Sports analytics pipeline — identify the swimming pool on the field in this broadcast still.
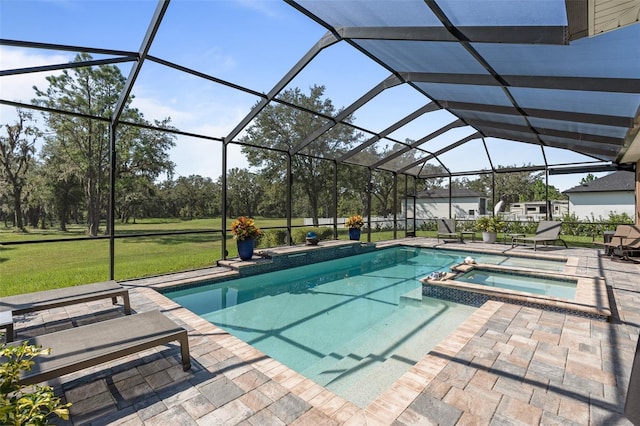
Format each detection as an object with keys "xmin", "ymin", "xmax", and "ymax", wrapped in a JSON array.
[
  {"xmin": 456, "ymin": 269, "xmax": 577, "ymax": 299},
  {"xmin": 164, "ymin": 246, "xmax": 565, "ymax": 406}
]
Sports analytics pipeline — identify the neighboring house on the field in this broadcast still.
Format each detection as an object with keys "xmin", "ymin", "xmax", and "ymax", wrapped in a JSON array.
[
  {"xmin": 404, "ymin": 189, "xmax": 488, "ymax": 219},
  {"xmin": 562, "ymin": 171, "xmax": 635, "ymax": 219},
  {"xmin": 508, "ymin": 200, "xmax": 569, "ymax": 220}
]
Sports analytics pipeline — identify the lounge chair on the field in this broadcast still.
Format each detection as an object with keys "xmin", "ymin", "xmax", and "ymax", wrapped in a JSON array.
[
  {"xmin": 0, "ymin": 280, "xmax": 130, "ymax": 342},
  {"xmin": 8, "ymin": 310, "xmax": 191, "ymax": 385},
  {"xmin": 437, "ymin": 219, "xmax": 461, "ymax": 242},
  {"xmin": 512, "ymin": 220, "xmax": 568, "ymax": 251},
  {"xmin": 0, "ymin": 280, "xmax": 131, "ymax": 316}
]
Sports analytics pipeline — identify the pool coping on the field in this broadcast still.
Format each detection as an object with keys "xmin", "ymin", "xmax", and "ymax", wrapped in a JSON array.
[{"xmin": 421, "ymin": 262, "xmax": 611, "ymax": 320}]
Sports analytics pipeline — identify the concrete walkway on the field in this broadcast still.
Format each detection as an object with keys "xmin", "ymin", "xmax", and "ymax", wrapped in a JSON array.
[{"xmin": 10, "ymin": 239, "xmax": 640, "ymax": 425}]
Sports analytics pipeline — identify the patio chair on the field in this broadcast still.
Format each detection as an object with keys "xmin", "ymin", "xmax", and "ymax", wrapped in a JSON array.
[
  {"xmin": 618, "ymin": 225, "xmax": 640, "ymax": 260},
  {"xmin": 596, "ymin": 224, "xmax": 632, "ymax": 256},
  {"xmin": 437, "ymin": 218, "xmax": 460, "ymax": 242},
  {"xmin": 512, "ymin": 220, "xmax": 567, "ymax": 251},
  {"xmin": 7, "ymin": 310, "xmax": 191, "ymax": 385}
]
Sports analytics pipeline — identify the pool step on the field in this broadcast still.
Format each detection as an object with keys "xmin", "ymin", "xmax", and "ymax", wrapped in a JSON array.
[
  {"xmin": 301, "ymin": 301, "xmax": 429, "ymax": 388},
  {"xmin": 398, "ymin": 287, "xmax": 424, "ymax": 307},
  {"xmin": 300, "ymin": 298, "xmax": 477, "ymax": 407}
]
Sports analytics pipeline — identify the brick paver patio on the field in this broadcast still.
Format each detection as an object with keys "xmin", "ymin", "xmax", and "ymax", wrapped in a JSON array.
[{"xmin": 9, "ymin": 239, "xmax": 640, "ymax": 425}]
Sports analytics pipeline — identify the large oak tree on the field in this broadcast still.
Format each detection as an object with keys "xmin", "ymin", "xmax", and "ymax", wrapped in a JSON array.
[
  {"xmin": 240, "ymin": 85, "xmax": 362, "ymax": 225},
  {"xmin": 0, "ymin": 110, "xmax": 39, "ymax": 230}
]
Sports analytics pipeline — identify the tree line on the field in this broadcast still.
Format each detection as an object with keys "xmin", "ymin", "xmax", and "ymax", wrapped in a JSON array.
[{"xmin": 1, "ymin": 54, "xmax": 566, "ymax": 236}]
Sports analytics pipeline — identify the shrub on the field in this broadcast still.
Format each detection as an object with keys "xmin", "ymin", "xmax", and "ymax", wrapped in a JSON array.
[
  {"xmin": 259, "ymin": 229, "xmax": 288, "ymax": 248},
  {"xmin": 292, "ymin": 227, "xmax": 333, "ymax": 244},
  {"xmin": 474, "ymin": 216, "xmax": 505, "ymax": 233},
  {"xmin": 0, "ymin": 340, "xmax": 71, "ymax": 425}
]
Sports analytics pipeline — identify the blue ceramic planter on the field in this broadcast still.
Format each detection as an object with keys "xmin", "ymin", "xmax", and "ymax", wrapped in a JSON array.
[
  {"xmin": 348, "ymin": 228, "xmax": 361, "ymax": 241},
  {"xmin": 237, "ymin": 239, "xmax": 255, "ymax": 260}
]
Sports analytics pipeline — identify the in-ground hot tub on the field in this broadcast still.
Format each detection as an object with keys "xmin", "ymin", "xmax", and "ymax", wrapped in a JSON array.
[{"xmin": 421, "ymin": 262, "xmax": 611, "ymax": 320}]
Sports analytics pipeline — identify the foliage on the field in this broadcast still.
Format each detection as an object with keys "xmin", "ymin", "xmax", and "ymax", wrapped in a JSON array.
[
  {"xmin": 33, "ymin": 53, "xmax": 175, "ymax": 236},
  {"xmin": 240, "ymin": 86, "xmax": 363, "ymax": 225},
  {"xmin": 291, "ymin": 227, "xmax": 334, "ymax": 244},
  {"xmin": 225, "ymin": 168, "xmax": 263, "ymax": 218},
  {"xmin": 259, "ymin": 229, "xmax": 288, "ymax": 247},
  {"xmin": 230, "ymin": 216, "xmax": 262, "ymax": 241},
  {"xmin": 559, "ymin": 212, "xmax": 633, "ymax": 237},
  {"xmin": 474, "ymin": 215, "xmax": 505, "ymax": 233},
  {"xmin": 0, "ymin": 110, "xmax": 39, "ymax": 231},
  {"xmin": 345, "ymin": 214, "xmax": 364, "ymax": 229},
  {"xmin": 0, "ymin": 340, "xmax": 71, "ymax": 425},
  {"xmin": 580, "ymin": 173, "xmax": 597, "ymax": 185}
]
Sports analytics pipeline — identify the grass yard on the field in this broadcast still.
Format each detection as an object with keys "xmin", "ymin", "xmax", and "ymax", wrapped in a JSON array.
[
  {"xmin": 0, "ymin": 218, "xmax": 298, "ymax": 296},
  {"xmin": 0, "ymin": 218, "xmax": 599, "ymax": 297}
]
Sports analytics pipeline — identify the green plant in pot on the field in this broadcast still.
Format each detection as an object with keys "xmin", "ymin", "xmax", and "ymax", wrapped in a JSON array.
[
  {"xmin": 474, "ymin": 215, "xmax": 505, "ymax": 243},
  {"xmin": 345, "ymin": 214, "xmax": 364, "ymax": 240},
  {"xmin": 231, "ymin": 216, "xmax": 262, "ymax": 260}
]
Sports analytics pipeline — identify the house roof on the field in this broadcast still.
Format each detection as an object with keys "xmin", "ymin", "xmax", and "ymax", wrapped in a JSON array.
[
  {"xmin": 563, "ymin": 170, "xmax": 636, "ymax": 194},
  {"xmin": 415, "ymin": 188, "xmax": 486, "ymax": 199}
]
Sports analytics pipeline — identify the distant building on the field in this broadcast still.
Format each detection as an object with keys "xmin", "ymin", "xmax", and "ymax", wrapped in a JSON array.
[
  {"xmin": 562, "ymin": 171, "xmax": 635, "ymax": 219},
  {"xmin": 404, "ymin": 188, "xmax": 488, "ymax": 219},
  {"xmin": 508, "ymin": 200, "xmax": 569, "ymax": 220}
]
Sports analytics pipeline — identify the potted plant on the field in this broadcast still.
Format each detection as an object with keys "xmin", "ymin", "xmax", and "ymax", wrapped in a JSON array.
[
  {"xmin": 231, "ymin": 216, "xmax": 262, "ymax": 260},
  {"xmin": 474, "ymin": 215, "xmax": 505, "ymax": 243},
  {"xmin": 345, "ymin": 214, "xmax": 364, "ymax": 240}
]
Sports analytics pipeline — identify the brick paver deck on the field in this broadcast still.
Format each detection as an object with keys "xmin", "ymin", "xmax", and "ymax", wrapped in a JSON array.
[{"xmin": 8, "ymin": 239, "xmax": 639, "ymax": 425}]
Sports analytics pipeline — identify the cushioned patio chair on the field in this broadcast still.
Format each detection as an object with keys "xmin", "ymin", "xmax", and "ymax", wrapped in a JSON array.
[
  {"xmin": 512, "ymin": 220, "xmax": 567, "ymax": 251},
  {"xmin": 437, "ymin": 218, "xmax": 461, "ymax": 242},
  {"xmin": 7, "ymin": 310, "xmax": 191, "ymax": 385}
]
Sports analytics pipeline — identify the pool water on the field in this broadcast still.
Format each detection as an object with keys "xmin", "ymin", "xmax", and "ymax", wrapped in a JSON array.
[
  {"xmin": 165, "ymin": 246, "xmax": 565, "ymax": 407},
  {"xmin": 457, "ymin": 269, "xmax": 577, "ymax": 299}
]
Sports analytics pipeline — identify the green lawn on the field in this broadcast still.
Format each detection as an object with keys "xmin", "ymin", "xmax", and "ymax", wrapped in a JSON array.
[
  {"xmin": 0, "ymin": 219, "xmax": 598, "ymax": 297},
  {"xmin": 0, "ymin": 218, "xmax": 296, "ymax": 296}
]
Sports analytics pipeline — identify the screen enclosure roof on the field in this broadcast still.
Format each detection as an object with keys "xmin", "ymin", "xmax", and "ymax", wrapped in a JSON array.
[{"xmin": 1, "ymin": 0, "xmax": 639, "ymax": 179}]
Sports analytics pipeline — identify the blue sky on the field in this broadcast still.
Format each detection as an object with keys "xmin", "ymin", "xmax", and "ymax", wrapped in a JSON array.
[{"xmin": 0, "ymin": 0, "xmax": 609, "ymax": 191}]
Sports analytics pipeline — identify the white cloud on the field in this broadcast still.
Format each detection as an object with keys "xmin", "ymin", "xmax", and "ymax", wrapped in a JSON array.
[
  {"xmin": 0, "ymin": 47, "xmax": 71, "ymax": 101},
  {"xmin": 0, "ymin": 48, "xmax": 72, "ymax": 124}
]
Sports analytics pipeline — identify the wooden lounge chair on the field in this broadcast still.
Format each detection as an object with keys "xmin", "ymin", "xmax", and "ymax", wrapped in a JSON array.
[
  {"xmin": 437, "ymin": 218, "xmax": 461, "ymax": 242},
  {"xmin": 8, "ymin": 310, "xmax": 191, "ymax": 385},
  {"xmin": 0, "ymin": 280, "xmax": 131, "ymax": 316},
  {"xmin": 512, "ymin": 220, "xmax": 567, "ymax": 251}
]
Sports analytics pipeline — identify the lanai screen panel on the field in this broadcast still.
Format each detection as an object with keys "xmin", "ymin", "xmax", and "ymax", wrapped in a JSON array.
[{"xmin": 291, "ymin": 0, "xmax": 640, "ymax": 167}]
